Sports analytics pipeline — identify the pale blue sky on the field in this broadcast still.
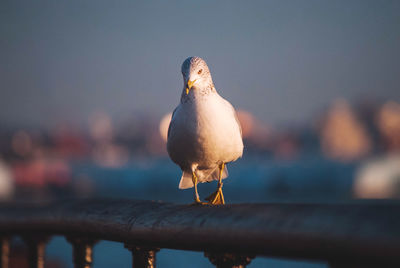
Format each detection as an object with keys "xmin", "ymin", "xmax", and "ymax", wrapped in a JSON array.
[{"xmin": 1, "ymin": 0, "xmax": 399, "ymax": 127}]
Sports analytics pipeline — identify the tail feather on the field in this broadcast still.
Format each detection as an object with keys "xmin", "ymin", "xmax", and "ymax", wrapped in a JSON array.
[
  {"xmin": 178, "ymin": 166, "xmax": 229, "ymax": 189},
  {"xmin": 179, "ymin": 171, "xmax": 194, "ymax": 189}
]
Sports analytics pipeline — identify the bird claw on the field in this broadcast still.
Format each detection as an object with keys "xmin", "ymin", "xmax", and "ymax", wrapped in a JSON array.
[{"xmin": 205, "ymin": 188, "xmax": 225, "ymax": 205}]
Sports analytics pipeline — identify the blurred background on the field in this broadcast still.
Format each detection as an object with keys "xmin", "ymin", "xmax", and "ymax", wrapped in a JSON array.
[{"xmin": 1, "ymin": 0, "xmax": 399, "ymax": 267}]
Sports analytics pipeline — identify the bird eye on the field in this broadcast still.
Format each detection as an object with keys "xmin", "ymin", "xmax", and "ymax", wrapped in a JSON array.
[{"xmin": 198, "ymin": 69, "xmax": 203, "ymax": 75}]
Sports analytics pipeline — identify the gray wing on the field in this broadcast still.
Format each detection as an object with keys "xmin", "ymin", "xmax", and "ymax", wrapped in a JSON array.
[{"xmin": 167, "ymin": 107, "xmax": 178, "ymax": 139}]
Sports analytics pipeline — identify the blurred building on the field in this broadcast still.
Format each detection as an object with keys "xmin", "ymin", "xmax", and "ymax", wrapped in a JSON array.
[
  {"xmin": 354, "ymin": 155, "xmax": 400, "ymax": 199},
  {"xmin": 236, "ymin": 109, "xmax": 272, "ymax": 153},
  {"xmin": 0, "ymin": 160, "xmax": 14, "ymax": 200},
  {"xmin": 89, "ymin": 112, "xmax": 129, "ymax": 167},
  {"xmin": 52, "ymin": 124, "xmax": 89, "ymax": 158},
  {"xmin": 377, "ymin": 101, "xmax": 400, "ymax": 152},
  {"xmin": 319, "ymin": 99, "xmax": 371, "ymax": 161}
]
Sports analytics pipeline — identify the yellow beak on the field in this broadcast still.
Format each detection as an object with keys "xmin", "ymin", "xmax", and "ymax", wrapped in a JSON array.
[{"xmin": 186, "ymin": 80, "xmax": 196, "ymax": 95}]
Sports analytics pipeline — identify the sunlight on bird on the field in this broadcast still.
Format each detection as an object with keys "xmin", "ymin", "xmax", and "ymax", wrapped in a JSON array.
[{"xmin": 167, "ymin": 57, "xmax": 243, "ymax": 205}]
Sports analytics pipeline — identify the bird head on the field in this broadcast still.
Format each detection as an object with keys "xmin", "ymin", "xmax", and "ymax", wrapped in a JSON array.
[{"xmin": 181, "ymin": 57, "xmax": 214, "ymax": 95}]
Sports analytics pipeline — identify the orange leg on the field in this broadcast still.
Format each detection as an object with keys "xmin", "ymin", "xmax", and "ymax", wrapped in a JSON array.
[{"xmin": 205, "ymin": 163, "xmax": 225, "ymax": 205}]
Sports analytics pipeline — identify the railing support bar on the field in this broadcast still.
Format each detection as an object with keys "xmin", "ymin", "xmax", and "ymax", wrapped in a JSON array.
[
  {"xmin": 125, "ymin": 244, "xmax": 159, "ymax": 268},
  {"xmin": 67, "ymin": 237, "xmax": 97, "ymax": 268},
  {"xmin": 23, "ymin": 236, "xmax": 50, "ymax": 268}
]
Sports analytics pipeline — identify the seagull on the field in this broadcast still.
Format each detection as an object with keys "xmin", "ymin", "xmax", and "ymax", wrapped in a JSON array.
[{"xmin": 167, "ymin": 57, "xmax": 243, "ymax": 205}]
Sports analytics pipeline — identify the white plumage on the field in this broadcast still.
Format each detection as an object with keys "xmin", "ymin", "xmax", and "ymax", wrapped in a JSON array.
[{"xmin": 167, "ymin": 57, "xmax": 243, "ymax": 195}]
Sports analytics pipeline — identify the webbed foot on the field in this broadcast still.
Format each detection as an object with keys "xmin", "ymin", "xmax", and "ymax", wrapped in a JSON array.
[{"xmin": 205, "ymin": 186, "xmax": 225, "ymax": 205}]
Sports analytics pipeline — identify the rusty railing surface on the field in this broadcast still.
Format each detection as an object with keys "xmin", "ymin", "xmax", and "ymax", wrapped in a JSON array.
[{"xmin": 0, "ymin": 199, "xmax": 400, "ymax": 268}]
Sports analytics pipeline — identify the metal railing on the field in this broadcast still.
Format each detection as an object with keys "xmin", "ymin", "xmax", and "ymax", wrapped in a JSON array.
[{"xmin": 0, "ymin": 199, "xmax": 399, "ymax": 268}]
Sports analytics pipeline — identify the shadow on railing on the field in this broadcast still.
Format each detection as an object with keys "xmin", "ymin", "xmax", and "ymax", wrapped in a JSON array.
[{"xmin": 0, "ymin": 199, "xmax": 400, "ymax": 268}]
